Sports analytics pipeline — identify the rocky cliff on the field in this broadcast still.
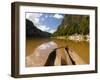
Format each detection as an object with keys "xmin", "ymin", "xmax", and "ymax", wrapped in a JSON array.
[{"xmin": 53, "ymin": 15, "xmax": 89, "ymax": 36}]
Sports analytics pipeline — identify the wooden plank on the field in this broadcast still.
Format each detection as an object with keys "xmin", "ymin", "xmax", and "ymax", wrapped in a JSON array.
[
  {"xmin": 65, "ymin": 48, "xmax": 86, "ymax": 65},
  {"xmin": 63, "ymin": 48, "xmax": 73, "ymax": 65},
  {"xmin": 54, "ymin": 49, "xmax": 62, "ymax": 66}
]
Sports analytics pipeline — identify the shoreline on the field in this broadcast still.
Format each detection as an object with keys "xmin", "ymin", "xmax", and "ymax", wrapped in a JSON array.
[{"xmin": 51, "ymin": 34, "xmax": 89, "ymax": 42}]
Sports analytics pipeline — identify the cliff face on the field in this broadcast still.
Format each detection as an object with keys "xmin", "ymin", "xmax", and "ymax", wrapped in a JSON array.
[
  {"xmin": 53, "ymin": 15, "xmax": 89, "ymax": 36},
  {"xmin": 26, "ymin": 19, "xmax": 51, "ymax": 38}
]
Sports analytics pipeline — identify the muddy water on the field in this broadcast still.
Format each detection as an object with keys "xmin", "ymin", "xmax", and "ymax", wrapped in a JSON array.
[{"xmin": 26, "ymin": 38, "xmax": 89, "ymax": 66}]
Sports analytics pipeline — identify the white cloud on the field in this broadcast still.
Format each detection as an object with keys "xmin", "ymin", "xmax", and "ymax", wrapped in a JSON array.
[
  {"xmin": 49, "ymin": 29, "xmax": 56, "ymax": 33},
  {"xmin": 53, "ymin": 14, "xmax": 63, "ymax": 19},
  {"xmin": 26, "ymin": 13, "xmax": 59, "ymax": 33},
  {"xmin": 38, "ymin": 25, "xmax": 50, "ymax": 32},
  {"xmin": 38, "ymin": 25, "xmax": 57, "ymax": 33},
  {"xmin": 26, "ymin": 13, "xmax": 43, "ymax": 25},
  {"xmin": 45, "ymin": 15, "xmax": 48, "ymax": 18},
  {"xmin": 26, "ymin": 13, "xmax": 42, "ymax": 19},
  {"xmin": 34, "ymin": 18, "xmax": 39, "ymax": 23},
  {"xmin": 26, "ymin": 13, "xmax": 32, "ymax": 19},
  {"xmin": 41, "ymin": 18, "xmax": 45, "ymax": 21}
]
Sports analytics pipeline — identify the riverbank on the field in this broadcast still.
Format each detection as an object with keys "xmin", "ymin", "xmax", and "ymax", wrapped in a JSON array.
[{"xmin": 51, "ymin": 34, "xmax": 89, "ymax": 42}]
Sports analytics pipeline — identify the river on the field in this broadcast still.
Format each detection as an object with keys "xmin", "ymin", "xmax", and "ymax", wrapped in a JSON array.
[{"xmin": 26, "ymin": 38, "xmax": 89, "ymax": 66}]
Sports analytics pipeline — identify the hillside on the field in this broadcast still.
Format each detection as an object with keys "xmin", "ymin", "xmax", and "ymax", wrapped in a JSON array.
[
  {"xmin": 26, "ymin": 19, "xmax": 51, "ymax": 38},
  {"xmin": 53, "ymin": 15, "xmax": 89, "ymax": 36}
]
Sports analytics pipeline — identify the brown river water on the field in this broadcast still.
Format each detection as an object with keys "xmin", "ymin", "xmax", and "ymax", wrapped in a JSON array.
[{"xmin": 26, "ymin": 38, "xmax": 89, "ymax": 67}]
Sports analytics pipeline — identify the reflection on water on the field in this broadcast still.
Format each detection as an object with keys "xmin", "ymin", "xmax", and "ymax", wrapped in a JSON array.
[
  {"xmin": 26, "ymin": 41, "xmax": 57, "ymax": 67},
  {"xmin": 37, "ymin": 41, "xmax": 57, "ymax": 50},
  {"xmin": 26, "ymin": 38, "xmax": 89, "ymax": 67}
]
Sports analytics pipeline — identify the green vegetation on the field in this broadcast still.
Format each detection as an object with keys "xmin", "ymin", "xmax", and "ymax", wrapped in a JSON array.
[{"xmin": 52, "ymin": 15, "xmax": 89, "ymax": 37}]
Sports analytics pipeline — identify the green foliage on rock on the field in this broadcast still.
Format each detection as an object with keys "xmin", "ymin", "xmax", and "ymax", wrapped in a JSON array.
[{"xmin": 52, "ymin": 15, "xmax": 89, "ymax": 37}]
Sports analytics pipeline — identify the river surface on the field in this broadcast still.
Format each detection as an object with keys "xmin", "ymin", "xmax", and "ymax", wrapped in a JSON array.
[{"xmin": 26, "ymin": 38, "xmax": 89, "ymax": 65}]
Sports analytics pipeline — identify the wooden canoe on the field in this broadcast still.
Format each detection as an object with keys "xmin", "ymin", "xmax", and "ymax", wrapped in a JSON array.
[{"xmin": 26, "ymin": 41, "xmax": 86, "ymax": 67}]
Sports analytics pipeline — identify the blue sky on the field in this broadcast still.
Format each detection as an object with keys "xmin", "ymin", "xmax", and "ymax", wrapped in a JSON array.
[{"xmin": 26, "ymin": 12, "xmax": 64, "ymax": 33}]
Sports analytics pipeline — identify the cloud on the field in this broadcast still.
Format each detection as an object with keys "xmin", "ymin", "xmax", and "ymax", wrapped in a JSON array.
[
  {"xmin": 26, "ymin": 13, "xmax": 32, "ymax": 19},
  {"xmin": 45, "ymin": 15, "xmax": 48, "ymax": 18},
  {"xmin": 49, "ymin": 29, "xmax": 56, "ymax": 33},
  {"xmin": 41, "ymin": 18, "xmax": 45, "ymax": 21},
  {"xmin": 37, "ymin": 24, "xmax": 57, "ymax": 33},
  {"xmin": 53, "ymin": 14, "xmax": 63, "ymax": 19},
  {"xmin": 38, "ymin": 25, "xmax": 50, "ymax": 32},
  {"xmin": 26, "ymin": 13, "xmax": 43, "ymax": 25},
  {"xmin": 26, "ymin": 13, "xmax": 60, "ymax": 33},
  {"xmin": 37, "ymin": 25, "xmax": 56, "ymax": 33},
  {"xmin": 34, "ymin": 18, "xmax": 39, "ymax": 23},
  {"xmin": 26, "ymin": 13, "xmax": 43, "ymax": 18}
]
